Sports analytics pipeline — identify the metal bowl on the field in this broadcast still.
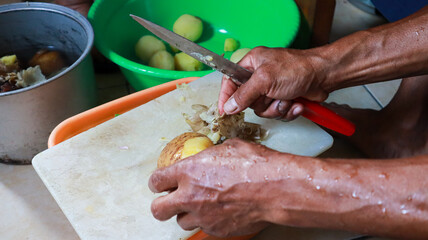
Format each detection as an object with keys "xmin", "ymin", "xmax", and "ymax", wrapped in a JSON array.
[{"xmin": 0, "ymin": 2, "xmax": 97, "ymax": 164}]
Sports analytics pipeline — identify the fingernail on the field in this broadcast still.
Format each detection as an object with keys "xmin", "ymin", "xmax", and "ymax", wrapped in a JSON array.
[
  {"xmin": 224, "ymin": 97, "xmax": 238, "ymax": 114},
  {"xmin": 293, "ymin": 106, "xmax": 303, "ymax": 116}
]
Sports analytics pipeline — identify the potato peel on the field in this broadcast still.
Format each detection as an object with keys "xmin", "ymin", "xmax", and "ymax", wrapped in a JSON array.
[{"xmin": 183, "ymin": 103, "xmax": 268, "ymax": 144}]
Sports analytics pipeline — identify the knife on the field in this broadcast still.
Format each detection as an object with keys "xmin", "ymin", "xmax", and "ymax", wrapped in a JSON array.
[{"xmin": 130, "ymin": 14, "xmax": 355, "ymax": 136}]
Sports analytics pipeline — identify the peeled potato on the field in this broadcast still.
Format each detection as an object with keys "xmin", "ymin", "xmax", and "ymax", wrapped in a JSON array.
[
  {"xmin": 157, "ymin": 132, "xmax": 214, "ymax": 168},
  {"xmin": 29, "ymin": 50, "xmax": 66, "ymax": 77},
  {"xmin": 230, "ymin": 48, "xmax": 251, "ymax": 63},
  {"xmin": 149, "ymin": 50, "xmax": 174, "ymax": 70},
  {"xmin": 135, "ymin": 35, "xmax": 166, "ymax": 63},
  {"xmin": 224, "ymin": 38, "xmax": 239, "ymax": 52},
  {"xmin": 170, "ymin": 45, "xmax": 180, "ymax": 53},
  {"xmin": 174, "ymin": 52, "xmax": 203, "ymax": 71},
  {"xmin": 173, "ymin": 14, "xmax": 203, "ymax": 42}
]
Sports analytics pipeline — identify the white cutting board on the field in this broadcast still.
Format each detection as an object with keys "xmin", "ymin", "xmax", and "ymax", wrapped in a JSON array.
[{"xmin": 32, "ymin": 71, "xmax": 333, "ymax": 240}]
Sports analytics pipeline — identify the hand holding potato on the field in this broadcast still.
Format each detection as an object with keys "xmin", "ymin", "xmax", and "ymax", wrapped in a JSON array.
[{"xmin": 150, "ymin": 138, "xmax": 280, "ymax": 237}]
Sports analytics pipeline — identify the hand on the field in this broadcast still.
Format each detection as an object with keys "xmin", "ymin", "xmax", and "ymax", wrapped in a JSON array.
[
  {"xmin": 149, "ymin": 139, "xmax": 284, "ymax": 237},
  {"xmin": 218, "ymin": 47, "xmax": 329, "ymax": 121},
  {"xmin": 55, "ymin": 0, "xmax": 92, "ymax": 16}
]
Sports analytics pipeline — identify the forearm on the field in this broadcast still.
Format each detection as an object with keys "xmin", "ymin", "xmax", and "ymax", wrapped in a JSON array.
[
  {"xmin": 311, "ymin": 6, "xmax": 428, "ymax": 92},
  {"xmin": 263, "ymin": 154, "xmax": 428, "ymax": 239}
]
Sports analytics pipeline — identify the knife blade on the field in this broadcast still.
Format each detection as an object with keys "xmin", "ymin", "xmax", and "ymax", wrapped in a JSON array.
[
  {"xmin": 130, "ymin": 14, "xmax": 355, "ymax": 136},
  {"xmin": 130, "ymin": 14, "xmax": 251, "ymax": 85}
]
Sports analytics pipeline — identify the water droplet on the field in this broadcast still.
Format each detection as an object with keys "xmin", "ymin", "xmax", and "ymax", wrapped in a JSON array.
[
  {"xmin": 382, "ymin": 207, "xmax": 387, "ymax": 214},
  {"xmin": 352, "ymin": 191, "xmax": 359, "ymax": 199},
  {"xmin": 307, "ymin": 174, "xmax": 313, "ymax": 181},
  {"xmin": 334, "ymin": 177, "xmax": 339, "ymax": 183},
  {"xmin": 264, "ymin": 175, "xmax": 269, "ymax": 181},
  {"xmin": 401, "ymin": 209, "xmax": 409, "ymax": 215},
  {"xmin": 400, "ymin": 204, "xmax": 406, "ymax": 209},
  {"xmin": 416, "ymin": 31, "xmax": 419, "ymax": 36},
  {"xmin": 216, "ymin": 182, "xmax": 223, "ymax": 187},
  {"xmin": 207, "ymin": 193, "xmax": 211, "ymax": 198},
  {"xmin": 197, "ymin": 177, "xmax": 201, "ymax": 181},
  {"xmin": 316, "ymin": 185, "xmax": 321, "ymax": 190},
  {"xmin": 377, "ymin": 200, "xmax": 383, "ymax": 205}
]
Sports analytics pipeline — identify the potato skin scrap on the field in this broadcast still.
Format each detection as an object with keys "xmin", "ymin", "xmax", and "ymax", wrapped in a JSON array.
[{"xmin": 157, "ymin": 132, "xmax": 209, "ymax": 168}]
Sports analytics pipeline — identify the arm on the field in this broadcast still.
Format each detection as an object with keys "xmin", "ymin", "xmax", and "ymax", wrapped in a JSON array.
[
  {"xmin": 266, "ymin": 154, "xmax": 428, "ymax": 239},
  {"xmin": 218, "ymin": 6, "xmax": 428, "ymax": 118},
  {"xmin": 149, "ymin": 139, "xmax": 428, "ymax": 239},
  {"xmin": 320, "ymin": 5, "xmax": 428, "ymax": 91}
]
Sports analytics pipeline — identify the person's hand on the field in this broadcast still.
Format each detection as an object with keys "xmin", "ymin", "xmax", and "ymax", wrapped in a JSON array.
[
  {"xmin": 149, "ymin": 139, "xmax": 285, "ymax": 237},
  {"xmin": 219, "ymin": 46, "xmax": 329, "ymax": 121},
  {"xmin": 55, "ymin": 0, "xmax": 92, "ymax": 16}
]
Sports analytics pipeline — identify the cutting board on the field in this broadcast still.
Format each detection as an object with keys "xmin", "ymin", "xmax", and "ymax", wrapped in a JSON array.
[{"xmin": 32, "ymin": 72, "xmax": 333, "ymax": 240}]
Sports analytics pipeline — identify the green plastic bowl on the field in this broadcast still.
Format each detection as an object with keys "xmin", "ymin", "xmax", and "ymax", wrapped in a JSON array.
[{"xmin": 88, "ymin": 0, "xmax": 300, "ymax": 90}]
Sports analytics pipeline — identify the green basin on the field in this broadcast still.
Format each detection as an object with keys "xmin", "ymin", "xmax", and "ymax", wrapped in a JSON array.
[{"xmin": 88, "ymin": 0, "xmax": 300, "ymax": 90}]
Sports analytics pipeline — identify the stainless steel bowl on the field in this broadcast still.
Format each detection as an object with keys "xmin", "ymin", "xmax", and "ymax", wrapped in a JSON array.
[{"xmin": 0, "ymin": 2, "xmax": 97, "ymax": 164}]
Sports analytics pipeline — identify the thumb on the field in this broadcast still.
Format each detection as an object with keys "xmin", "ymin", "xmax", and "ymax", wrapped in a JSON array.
[{"xmin": 223, "ymin": 74, "xmax": 265, "ymax": 115}]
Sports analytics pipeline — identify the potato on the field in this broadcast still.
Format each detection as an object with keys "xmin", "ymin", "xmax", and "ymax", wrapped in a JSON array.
[
  {"xmin": 230, "ymin": 48, "xmax": 251, "ymax": 63},
  {"xmin": 29, "ymin": 50, "xmax": 66, "ymax": 77},
  {"xmin": 173, "ymin": 14, "xmax": 203, "ymax": 42},
  {"xmin": 170, "ymin": 45, "xmax": 180, "ymax": 53},
  {"xmin": 135, "ymin": 35, "xmax": 166, "ymax": 63},
  {"xmin": 174, "ymin": 52, "xmax": 203, "ymax": 71},
  {"xmin": 149, "ymin": 50, "xmax": 174, "ymax": 70},
  {"xmin": 157, "ymin": 132, "xmax": 214, "ymax": 168},
  {"xmin": 0, "ymin": 54, "xmax": 20, "ymax": 75},
  {"xmin": 224, "ymin": 38, "xmax": 239, "ymax": 52},
  {"xmin": 0, "ymin": 54, "xmax": 17, "ymax": 66}
]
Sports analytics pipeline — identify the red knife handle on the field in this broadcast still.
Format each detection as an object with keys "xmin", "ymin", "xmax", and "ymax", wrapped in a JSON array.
[{"xmin": 295, "ymin": 98, "xmax": 355, "ymax": 136}]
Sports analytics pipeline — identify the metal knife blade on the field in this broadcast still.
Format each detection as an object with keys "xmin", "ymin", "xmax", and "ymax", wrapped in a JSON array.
[{"xmin": 130, "ymin": 14, "xmax": 252, "ymax": 85}]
